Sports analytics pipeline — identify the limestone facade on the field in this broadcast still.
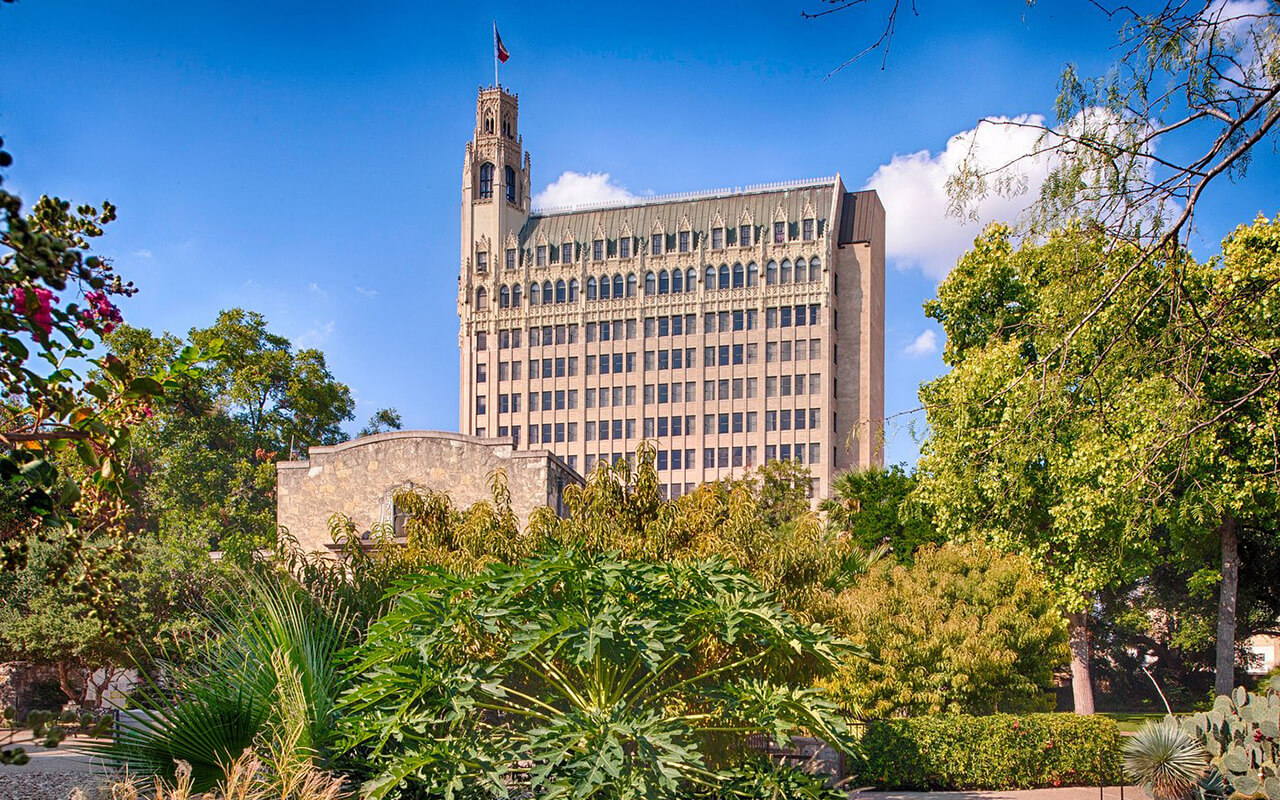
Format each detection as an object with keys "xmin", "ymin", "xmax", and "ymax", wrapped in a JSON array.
[
  {"xmin": 276, "ymin": 431, "xmax": 579, "ymax": 553},
  {"xmin": 457, "ymin": 85, "xmax": 885, "ymax": 499}
]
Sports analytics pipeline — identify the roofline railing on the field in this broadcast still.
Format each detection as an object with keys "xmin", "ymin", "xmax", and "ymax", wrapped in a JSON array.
[{"xmin": 530, "ymin": 176, "xmax": 840, "ymax": 217}]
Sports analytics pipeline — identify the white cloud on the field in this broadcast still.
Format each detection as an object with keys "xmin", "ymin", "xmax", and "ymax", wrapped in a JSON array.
[
  {"xmin": 905, "ymin": 329, "xmax": 940, "ymax": 357},
  {"xmin": 295, "ymin": 320, "xmax": 335, "ymax": 349},
  {"xmin": 534, "ymin": 171, "xmax": 637, "ymax": 210},
  {"xmin": 132, "ymin": 248, "xmax": 153, "ymax": 259},
  {"xmin": 354, "ymin": 286, "xmax": 379, "ymax": 298},
  {"xmin": 864, "ymin": 114, "xmax": 1055, "ymax": 280},
  {"xmin": 308, "ymin": 282, "xmax": 323, "ymax": 294}
]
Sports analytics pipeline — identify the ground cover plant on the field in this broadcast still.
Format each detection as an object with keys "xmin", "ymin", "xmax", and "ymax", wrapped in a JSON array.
[{"xmin": 338, "ymin": 548, "xmax": 856, "ymax": 799}]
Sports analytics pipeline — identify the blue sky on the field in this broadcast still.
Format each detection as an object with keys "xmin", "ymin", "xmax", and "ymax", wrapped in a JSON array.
[{"xmin": 2, "ymin": 1, "xmax": 1276, "ymax": 467}]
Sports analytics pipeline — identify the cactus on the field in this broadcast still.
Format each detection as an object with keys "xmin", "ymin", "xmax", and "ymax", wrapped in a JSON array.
[{"xmin": 1180, "ymin": 675, "xmax": 1280, "ymax": 799}]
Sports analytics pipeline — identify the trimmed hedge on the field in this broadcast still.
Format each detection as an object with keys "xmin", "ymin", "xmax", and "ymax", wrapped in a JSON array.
[{"xmin": 855, "ymin": 713, "xmax": 1123, "ymax": 790}]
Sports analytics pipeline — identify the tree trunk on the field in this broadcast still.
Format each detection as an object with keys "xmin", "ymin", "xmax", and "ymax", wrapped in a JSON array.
[
  {"xmin": 1214, "ymin": 514, "xmax": 1240, "ymax": 697},
  {"xmin": 1068, "ymin": 610, "xmax": 1095, "ymax": 714}
]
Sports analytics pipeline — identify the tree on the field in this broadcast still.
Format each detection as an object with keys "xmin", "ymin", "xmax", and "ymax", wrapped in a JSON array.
[
  {"xmin": 108, "ymin": 311, "xmax": 355, "ymax": 554},
  {"xmin": 0, "ymin": 139, "xmax": 210, "ymax": 617},
  {"xmin": 916, "ymin": 219, "xmax": 1280, "ymax": 709},
  {"xmin": 823, "ymin": 541, "xmax": 1069, "ymax": 718},
  {"xmin": 822, "ymin": 465, "xmax": 944, "ymax": 563},
  {"xmin": 356, "ymin": 408, "xmax": 402, "ymax": 438}
]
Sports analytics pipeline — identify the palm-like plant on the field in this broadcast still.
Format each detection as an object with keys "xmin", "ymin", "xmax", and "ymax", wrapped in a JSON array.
[
  {"xmin": 101, "ymin": 569, "xmax": 353, "ymax": 792},
  {"xmin": 1124, "ymin": 720, "xmax": 1211, "ymax": 800},
  {"xmin": 339, "ymin": 549, "xmax": 858, "ymax": 799}
]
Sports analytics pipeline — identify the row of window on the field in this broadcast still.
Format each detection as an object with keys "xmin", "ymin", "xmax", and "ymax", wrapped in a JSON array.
[
  {"xmin": 483, "ymin": 258, "xmax": 823, "ymax": 309},
  {"xmin": 480, "ymin": 306, "xmax": 824, "ymax": 352},
  {"xmin": 476, "ymin": 162, "xmax": 520, "ymax": 205},
  {"xmin": 522, "ymin": 219, "xmax": 821, "ymax": 270}
]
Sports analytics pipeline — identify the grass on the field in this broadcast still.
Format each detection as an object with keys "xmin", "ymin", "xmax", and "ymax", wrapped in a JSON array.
[{"xmin": 1102, "ymin": 712, "xmax": 1167, "ymax": 733}]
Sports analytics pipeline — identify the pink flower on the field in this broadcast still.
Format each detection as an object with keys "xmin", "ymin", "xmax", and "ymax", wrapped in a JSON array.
[{"xmin": 12, "ymin": 285, "xmax": 55, "ymax": 335}]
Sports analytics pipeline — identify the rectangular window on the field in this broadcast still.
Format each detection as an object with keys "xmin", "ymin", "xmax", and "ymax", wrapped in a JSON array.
[
  {"xmin": 671, "ymin": 348, "xmax": 683, "ymax": 370},
  {"xmin": 780, "ymin": 306, "xmax": 793, "ymax": 327},
  {"xmin": 704, "ymin": 448, "xmax": 716, "ymax": 468},
  {"xmin": 536, "ymin": 245, "xmax": 547, "ymax": 266},
  {"xmin": 651, "ymin": 233, "xmax": 663, "ymax": 255},
  {"xmin": 542, "ymin": 391, "xmax": 553, "ymax": 411},
  {"xmin": 766, "ymin": 308, "xmax": 778, "ymax": 329},
  {"xmin": 613, "ymin": 386, "xmax": 623, "ymax": 407},
  {"xmin": 802, "ymin": 218, "xmax": 814, "ymax": 240},
  {"xmin": 672, "ymin": 415, "xmax": 683, "ymax": 435},
  {"xmin": 718, "ymin": 345, "xmax": 729, "ymax": 365},
  {"xmin": 712, "ymin": 227, "xmax": 724, "ymax": 249},
  {"xmin": 704, "ymin": 312, "xmax": 716, "ymax": 334},
  {"xmin": 732, "ymin": 343, "xmax": 744, "ymax": 365},
  {"xmin": 781, "ymin": 375, "xmax": 792, "ymax": 396},
  {"xmin": 542, "ymin": 423, "xmax": 552, "ymax": 444},
  {"xmin": 810, "ymin": 443, "xmax": 820, "ymax": 464},
  {"xmin": 644, "ymin": 384, "xmax": 655, "ymax": 404},
  {"xmin": 555, "ymin": 357, "xmax": 566, "ymax": 377},
  {"xmin": 613, "ymin": 353, "xmax": 624, "ymax": 373},
  {"xmin": 619, "ymin": 237, "xmax": 632, "ymax": 259},
  {"xmin": 644, "ymin": 417, "xmax": 655, "ymax": 438},
  {"xmin": 627, "ymin": 319, "xmax": 637, "ymax": 339},
  {"xmin": 512, "ymin": 328, "xmax": 521, "ymax": 348},
  {"xmin": 765, "ymin": 444, "xmax": 776, "ymax": 463},
  {"xmin": 498, "ymin": 361, "xmax": 509, "ymax": 381},
  {"xmin": 498, "ymin": 394, "xmax": 509, "ymax": 413},
  {"xmin": 477, "ymin": 363, "xmax": 487, "ymax": 382},
  {"xmin": 732, "ymin": 412, "xmax": 743, "ymax": 434},
  {"xmin": 568, "ymin": 390, "xmax": 578, "ymax": 409},
  {"xmin": 505, "ymin": 249, "xmax": 516, "ymax": 269},
  {"xmin": 568, "ymin": 356, "xmax": 578, "ymax": 377},
  {"xmin": 781, "ymin": 410, "xmax": 792, "ymax": 431},
  {"xmin": 718, "ymin": 413, "xmax": 729, "ymax": 435},
  {"xmin": 718, "ymin": 447, "xmax": 729, "ymax": 468},
  {"xmin": 781, "ymin": 340, "xmax": 792, "ymax": 362},
  {"xmin": 658, "ymin": 349, "xmax": 669, "ymax": 370},
  {"xmin": 530, "ymin": 425, "xmax": 540, "ymax": 444},
  {"xmin": 740, "ymin": 224, "xmax": 751, "ymax": 246},
  {"xmin": 613, "ymin": 419, "xmax": 623, "ymax": 440},
  {"xmin": 766, "ymin": 376, "xmax": 777, "ymax": 397},
  {"xmin": 732, "ymin": 446, "xmax": 743, "ymax": 467},
  {"xmin": 562, "ymin": 243, "xmax": 573, "ymax": 263},
  {"xmin": 810, "ymin": 338, "xmax": 822, "ymax": 358},
  {"xmin": 704, "ymin": 347, "xmax": 716, "ymax": 367},
  {"xmin": 733, "ymin": 310, "xmax": 744, "ymax": 331},
  {"xmin": 765, "ymin": 411, "xmax": 777, "ymax": 432},
  {"xmin": 745, "ymin": 445, "xmax": 757, "ymax": 467},
  {"xmin": 795, "ymin": 374, "xmax": 806, "ymax": 395},
  {"xmin": 678, "ymin": 231, "xmax": 690, "ymax": 252},
  {"xmin": 658, "ymin": 384, "xmax": 669, "ymax": 404},
  {"xmin": 593, "ymin": 239, "xmax": 604, "ymax": 261},
  {"xmin": 810, "ymin": 373, "xmax": 821, "ymax": 394},
  {"xmin": 718, "ymin": 378, "xmax": 729, "ymax": 399},
  {"xmin": 476, "ymin": 251, "xmax": 489, "ymax": 272},
  {"xmin": 657, "ymin": 450, "xmax": 668, "ymax": 471},
  {"xmin": 626, "ymin": 385, "xmax": 636, "ymax": 405},
  {"xmin": 658, "ymin": 316, "xmax": 669, "ymax": 336},
  {"xmin": 476, "ymin": 395, "xmax": 487, "ymax": 414},
  {"xmin": 555, "ymin": 423, "xmax": 565, "ymax": 443},
  {"xmin": 719, "ymin": 310, "xmax": 730, "ymax": 331},
  {"xmin": 746, "ymin": 377, "xmax": 757, "ymax": 398},
  {"xmin": 671, "ymin": 449, "xmax": 682, "ymax": 470},
  {"xmin": 766, "ymin": 341, "xmax": 777, "ymax": 363},
  {"xmin": 773, "ymin": 221, "xmax": 785, "ymax": 243},
  {"xmin": 746, "ymin": 411, "xmax": 757, "ymax": 433},
  {"xmin": 555, "ymin": 390, "xmax": 565, "ymax": 410},
  {"xmin": 542, "ymin": 359, "xmax": 553, "ymax": 379}
]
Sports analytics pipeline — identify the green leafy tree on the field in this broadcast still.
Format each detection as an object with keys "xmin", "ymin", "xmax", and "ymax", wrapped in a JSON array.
[
  {"xmin": 916, "ymin": 218, "xmax": 1280, "ymax": 710},
  {"xmin": 339, "ymin": 550, "xmax": 854, "ymax": 800},
  {"xmin": 357, "ymin": 407, "xmax": 402, "ymax": 438},
  {"xmin": 823, "ymin": 465, "xmax": 944, "ymax": 563},
  {"xmin": 108, "ymin": 311, "xmax": 355, "ymax": 554},
  {"xmin": 824, "ymin": 541, "xmax": 1069, "ymax": 717}
]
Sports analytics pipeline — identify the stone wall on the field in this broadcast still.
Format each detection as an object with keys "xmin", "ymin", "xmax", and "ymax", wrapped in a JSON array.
[
  {"xmin": 277, "ymin": 431, "xmax": 581, "ymax": 554},
  {"xmin": 0, "ymin": 662, "xmax": 63, "ymax": 717}
]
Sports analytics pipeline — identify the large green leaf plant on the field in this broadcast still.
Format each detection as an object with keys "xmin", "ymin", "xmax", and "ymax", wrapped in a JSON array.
[{"xmin": 339, "ymin": 549, "xmax": 855, "ymax": 799}]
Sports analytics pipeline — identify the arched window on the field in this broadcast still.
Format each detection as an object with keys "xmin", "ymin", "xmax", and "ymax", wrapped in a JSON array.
[
  {"xmin": 530, "ymin": 282, "xmax": 541, "ymax": 305},
  {"xmin": 672, "ymin": 268, "xmax": 684, "ymax": 293},
  {"xmin": 645, "ymin": 271, "xmax": 656, "ymax": 295},
  {"xmin": 512, "ymin": 283, "xmax": 522, "ymax": 307},
  {"xmin": 476, "ymin": 286, "xmax": 487, "ymax": 309},
  {"xmin": 599, "ymin": 274, "xmax": 611, "ymax": 300},
  {"xmin": 766, "ymin": 260, "xmax": 778, "ymax": 285},
  {"xmin": 705, "ymin": 266, "xmax": 716, "ymax": 288},
  {"xmin": 658, "ymin": 270, "xmax": 670, "ymax": 294},
  {"xmin": 478, "ymin": 162, "xmax": 494, "ymax": 199},
  {"xmin": 505, "ymin": 166, "xmax": 517, "ymax": 203},
  {"xmin": 484, "ymin": 115, "xmax": 494, "ymax": 134},
  {"xmin": 542, "ymin": 280, "xmax": 553, "ymax": 303},
  {"xmin": 794, "ymin": 258, "xmax": 807, "ymax": 283},
  {"xmin": 587, "ymin": 276, "xmax": 598, "ymax": 300},
  {"xmin": 732, "ymin": 263, "xmax": 744, "ymax": 289},
  {"xmin": 569, "ymin": 278, "xmax": 580, "ymax": 302},
  {"xmin": 780, "ymin": 259, "xmax": 792, "ymax": 284},
  {"xmin": 612, "ymin": 274, "xmax": 623, "ymax": 298},
  {"xmin": 809, "ymin": 257, "xmax": 821, "ymax": 281},
  {"xmin": 718, "ymin": 264, "xmax": 730, "ymax": 290},
  {"xmin": 627, "ymin": 273, "xmax": 638, "ymax": 297},
  {"xmin": 747, "ymin": 262, "xmax": 759, "ymax": 287},
  {"xmin": 555, "ymin": 279, "xmax": 567, "ymax": 304},
  {"xmin": 686, "ymin": 269, "xmax": 696, "ymax": 292},
  {"xmin": 499, "ymin": 285, "xmax": 510, "ymax": 308}
]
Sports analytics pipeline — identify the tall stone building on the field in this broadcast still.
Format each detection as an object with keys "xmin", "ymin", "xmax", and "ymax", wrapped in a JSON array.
[{"xmin": 458, "ymin": 85, "xmax": 884, "ymax": 499}]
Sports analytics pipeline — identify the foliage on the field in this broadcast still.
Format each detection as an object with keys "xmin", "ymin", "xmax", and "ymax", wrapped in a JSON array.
[
  {"xmin": 0, "ymin": 141, "xmax": 212, "ymax": 613},
  {"xmin": 822, "ymin": 464, "xmax": 943, "ymax": 563},
  {"xmin": 104, "ymin": 569, "xmax": 353, "ymax": 792},
  {"xmin": 0, "ymin": 529, "xmax": 222, "ymax": 704},
  {"xmin": 823, "ymin": 541, "xmax": 1068, "ymax": 717},
  {"xmin": 338, "ymin": 550, "xmax": 856, "ymax": 800},
  {"xmin": 696, "ymin": 759, "xmax": 847, "ymax": 800},
  {"xmin": 108, "ymin": 311, "xmax": 355, "ymax": 555},
  {"xmin": 1179, "ymin": 678, "xmax": 1280, "ymax": 799},
  {"xmin": 856, "ymin": 713, "xmax": 1124, "ymax": 790},
  {"xmin": 1124, "ymin": 721, "xmax": 1212, "ymax": 800},
  {"xmin": 379, "ymin": 445, "xmax": 882, "ymax": 628},
  {"xmin": 356, "ymin": 407, "xmax": 402, "ymax": 438}
]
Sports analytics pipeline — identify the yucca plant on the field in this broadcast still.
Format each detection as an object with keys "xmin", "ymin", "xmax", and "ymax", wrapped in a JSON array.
[
  {"xmin": 1124, "ymin": 720, "xmax": 1211, "ymax": 800},
  {"xmin": 100, "ymin": 569, "xmax": 353, "ymax": 792}
]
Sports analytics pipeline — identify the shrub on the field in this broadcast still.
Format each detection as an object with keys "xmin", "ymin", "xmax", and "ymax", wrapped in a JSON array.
[
  {"xmin": 339, "ymin": 549, "xmax": 856, "ymax": 799},
  {"xmin": 1123, "ymin": 720, "xmax": 1210, "ymax": 800},
  {"xmin": 825, "ymin": 542, "xmax": 1069, "ymax": 716},
  {"xmin": 856, "ymin": 713, "xmax": 1123, "ymax": 789}
]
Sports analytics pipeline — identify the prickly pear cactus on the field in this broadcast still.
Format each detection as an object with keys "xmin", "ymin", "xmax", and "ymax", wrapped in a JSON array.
[{"xmin": 1181, "ymin": 676, "xmax": 1280, "ymax": 799}]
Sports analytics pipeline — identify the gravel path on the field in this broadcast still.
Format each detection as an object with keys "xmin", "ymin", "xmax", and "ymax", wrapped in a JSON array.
[{"xmin": 0, "ymin": 735, "xmax": 118, "ymax": 800}]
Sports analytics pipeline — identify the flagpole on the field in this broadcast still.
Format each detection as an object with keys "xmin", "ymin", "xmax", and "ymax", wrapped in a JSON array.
[{"xmin": 492, "ymin": 21, "xmax": 498, "ymax": 88}]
